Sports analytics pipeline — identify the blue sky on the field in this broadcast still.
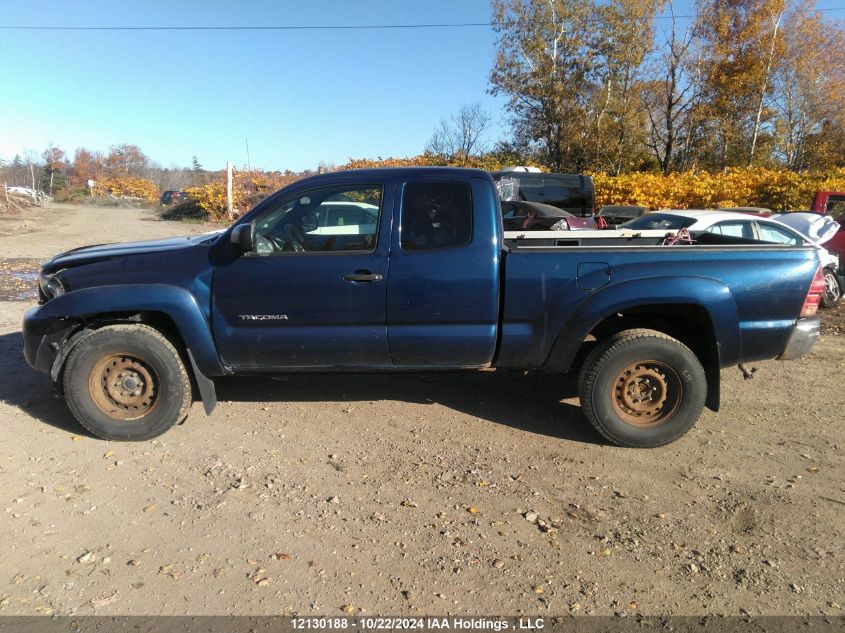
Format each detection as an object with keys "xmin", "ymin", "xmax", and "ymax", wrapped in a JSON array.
[{"xmin": 0, "ymin": 1, "xmax": 842, "ymax": 172}]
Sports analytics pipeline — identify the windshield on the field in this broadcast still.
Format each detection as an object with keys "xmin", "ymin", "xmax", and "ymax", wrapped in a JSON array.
[{"xmin": 621, "ymin": 213, "xmax": 697, "ymax": 230}]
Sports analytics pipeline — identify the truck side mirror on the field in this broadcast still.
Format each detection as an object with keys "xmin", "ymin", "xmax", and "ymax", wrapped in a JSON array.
[{"xmin": 230, "ymin": 222, "xmax": 255, "ymax": 254}]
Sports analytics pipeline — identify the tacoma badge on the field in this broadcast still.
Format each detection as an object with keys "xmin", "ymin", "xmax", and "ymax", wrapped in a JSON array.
[{"xmin": 238, "ymin": 314, "xmax": 289, "ymax": 321}]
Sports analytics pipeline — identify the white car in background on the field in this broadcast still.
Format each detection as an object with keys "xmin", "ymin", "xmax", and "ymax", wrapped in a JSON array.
[
  {"xmin": 771, "ymin": 212, "xmax": 842, "ymax": 308},
  {"xmin": 621, "ymin": 209, "xmax": 842, "ymax": 307}
]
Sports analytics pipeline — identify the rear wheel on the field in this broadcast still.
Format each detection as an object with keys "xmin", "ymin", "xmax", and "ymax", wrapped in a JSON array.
[
  {"xmin": 578, "ymin": 329, "xmax": 707, "ymax": 448},
  {"xmin": 821, "ymin": 268, "xmax": 841, "ymax": 308},
  {"xmin": 62, "ymin": 324, "xmax": 192, "ymax": 441}
]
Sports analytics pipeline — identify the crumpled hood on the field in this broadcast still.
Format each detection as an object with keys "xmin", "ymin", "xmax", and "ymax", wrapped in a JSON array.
[{"xmin": 43, "ymin": 230, "xmax": 224, "ymax": 271}]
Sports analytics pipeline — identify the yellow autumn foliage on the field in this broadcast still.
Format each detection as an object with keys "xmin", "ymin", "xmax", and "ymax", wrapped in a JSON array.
[
  {"xmin": 185, "ymin": 171, "xmax": 300, "ymax": 221},
  {"xmin": 593, "ymin": 167, "xmax": 845, "ymax": 211},
  {"xmin": 93, "ymin": 177, "xmax": 159, "ymax": 203},
  {"xmin": 342, "ymin": 155, "xmax": 444, "ymax": 170},
  {"xmin": 341, "ymin": 152, "xmax": 540, "ymax": 173},
  {"xmin": 184, "ymin": 182, "xmax": 228, "ymax": 217},
  {"xmin": 182, "ymin": 162, "xmax": 845, "ymax": 222},
  {"xmin": 346, "ymin": 160, "xmax": 843, "ymax": 212}
]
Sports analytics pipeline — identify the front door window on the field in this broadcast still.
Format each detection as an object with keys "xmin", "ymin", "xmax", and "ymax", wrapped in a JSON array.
[{"xmin": 253, "ymin": 184, "xmax": 383, "ymax": 254}]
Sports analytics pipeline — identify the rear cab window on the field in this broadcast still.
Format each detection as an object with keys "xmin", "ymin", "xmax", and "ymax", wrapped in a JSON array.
[{"xmin": 400, "ymin": 182, "xmax": 472, "ymax": 251}]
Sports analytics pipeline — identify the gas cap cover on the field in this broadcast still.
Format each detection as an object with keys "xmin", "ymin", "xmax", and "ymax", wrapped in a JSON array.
[{"xmin": 577, "ymin": 262, "xmax": 611, "ymax": 290}]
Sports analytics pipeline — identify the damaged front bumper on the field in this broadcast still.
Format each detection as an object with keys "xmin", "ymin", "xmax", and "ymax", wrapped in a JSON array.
[{"xmin": 22, "ymin": 306, "xmax": 79, "ymax": 377}]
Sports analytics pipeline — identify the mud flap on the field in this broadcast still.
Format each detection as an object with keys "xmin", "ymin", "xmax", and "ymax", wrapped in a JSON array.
[
  {"xmin": 705, "ymin": 355, "xmax": 720, "ymax": 412},
  {"xmin": 187, "ymin": 349, "xmax": 217, "ymax": 415}
]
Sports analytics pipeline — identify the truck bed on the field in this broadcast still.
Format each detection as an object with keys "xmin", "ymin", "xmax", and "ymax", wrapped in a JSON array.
[
  {"xmin": 496, "ymin": 237, "xmax": 819, "ymax": 373},
  {"xmin": 503, "ymin": 229, "xmax": 763, "ymax": 248}
]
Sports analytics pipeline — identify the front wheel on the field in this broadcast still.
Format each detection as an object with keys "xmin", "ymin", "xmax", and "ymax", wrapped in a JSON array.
[
  {"xmin": 578, "ymin": 329, "xmax": 707, "ymax": 448},
  {"xmin": 821, "ymin": 268, "xmax": 842, "ymax": 308},
  {"xmin": 62, "ymin": 324, "xmax": 192, "ymax": 441}
]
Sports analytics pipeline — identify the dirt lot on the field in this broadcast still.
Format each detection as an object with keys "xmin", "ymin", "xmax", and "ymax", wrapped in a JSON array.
[{"xmin": 0, "ymin": 203, "xmax": 843, "ymax": 617}]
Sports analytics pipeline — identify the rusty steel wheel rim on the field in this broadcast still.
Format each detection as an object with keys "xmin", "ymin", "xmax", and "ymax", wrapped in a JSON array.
[
  {"xmin": 611, "ymin": 361, "xmax": 682, "ymax": 427},
  {"xmin": 88, "ymin": 353, "xmax": 159, "ymax": 421}
]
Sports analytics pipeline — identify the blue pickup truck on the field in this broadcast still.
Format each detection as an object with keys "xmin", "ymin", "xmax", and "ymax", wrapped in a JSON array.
[{"xmin": 23, "ymin": 168, "xmax": 824, "ymax": 447}]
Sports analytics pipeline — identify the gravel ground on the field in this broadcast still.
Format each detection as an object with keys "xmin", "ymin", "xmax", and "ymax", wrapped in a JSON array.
[{"xmin": 0, "ymin": 203, "xmax": 842, "ymax": 617}]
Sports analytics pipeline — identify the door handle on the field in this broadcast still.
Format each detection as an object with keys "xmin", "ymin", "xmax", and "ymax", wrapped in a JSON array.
[{"xmin": 343, "ymin": 271, "xmax": 383, "ymax": 283}]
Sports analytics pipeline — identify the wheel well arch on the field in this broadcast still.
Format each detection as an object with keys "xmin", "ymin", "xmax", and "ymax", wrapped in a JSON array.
[
  {"xmin": 570, "ymin": 303, "xmax": 721, "ymax": 412},
  {"xmin": 52, "ymin": 311, "xmax": 193, "ymax": 388},
  {"xmin": 86, "ymin": 311, "xmax": 187, "ymax": 353},
  {"xmin": 52, "ymin": 311, "xmax": 218, "ymax": 415},
  {"xmin": 587, "ymin": 304, "xmax": 716, "ymax": 358}
]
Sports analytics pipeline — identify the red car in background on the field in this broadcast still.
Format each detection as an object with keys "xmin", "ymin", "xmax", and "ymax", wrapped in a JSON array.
[
  {"xmin": 501, "ymin": 200, "xmax": 599, "ymax": 231},
  {"xmin": 810, "ymin": 191, "xmax": 845, "ymax": 262}
]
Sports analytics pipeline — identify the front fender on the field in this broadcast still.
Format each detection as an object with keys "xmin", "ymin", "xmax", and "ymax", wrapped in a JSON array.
[
  {"xmin": 24, "ymin": 284, "xmax": 225, "ymax": 377},
  {"xmin": 544, "ymin": 276, "xmax": 742, "ymax": 372}
]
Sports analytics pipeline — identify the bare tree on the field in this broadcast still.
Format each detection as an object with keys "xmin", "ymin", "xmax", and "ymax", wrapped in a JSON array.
[
  {"xmin": 426, "ymin": 103, "xmax": 492, "ymax": 164},
  {"xmin": 642, "ymin": 3, "xmax": 697, "ymax": 174},
  {"xmin": 772, "ymin": 2, "xmax": 845, "ymax": 170},
  {"xmin": 749, "ymin": 2, "xmax": 786, "ymax": 164},
  {"xmin": 590, "ymin": 0, "xmax": 661, "ymax": 175}
]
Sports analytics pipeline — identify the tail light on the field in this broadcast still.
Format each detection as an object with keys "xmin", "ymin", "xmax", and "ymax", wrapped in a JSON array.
[
  {"xmin": 549, "ymin": 217, "xmax": 569, "ymax": 231},
  {"xmin": 800, "ymin": 266, "xmax": 825, "ymax": 317}
]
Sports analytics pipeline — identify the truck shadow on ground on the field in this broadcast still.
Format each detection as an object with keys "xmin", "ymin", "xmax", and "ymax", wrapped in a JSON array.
[
  {"xmin": 0, "ymin": 331, "xmax": 602, "ymax": 445},
  {"xmin": 215, "ymin": 370, "xmax": 601, "ymax": 444},
  {"xmin": 0, "ymin": 331, "xmax": 85, "ymax": 434}
]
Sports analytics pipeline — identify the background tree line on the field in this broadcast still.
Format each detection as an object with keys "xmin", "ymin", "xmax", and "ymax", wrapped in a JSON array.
[
  {"xmin": 0, "ymin": 144, "xmax": 216, "ymax": 198},
  {"xmin": 0, "ymin": 143, "xmax": 310, "ymax": 207},
  {"xmin": 483, "ymin": 0, "xmax": 845, "ymax": 174},
  {"xmin": 2, "ymin": 0, "xmax": 843, "ymax": 217}
]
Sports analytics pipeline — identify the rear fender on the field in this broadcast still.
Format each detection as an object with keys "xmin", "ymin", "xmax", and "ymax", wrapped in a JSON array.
[{"xmin": 543, "ymin": 276, "xmax": 741, "ymax": 411}]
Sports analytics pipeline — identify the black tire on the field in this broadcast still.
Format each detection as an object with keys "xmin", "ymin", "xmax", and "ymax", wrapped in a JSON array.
[
  {"xmin": 821, "ymin": 268, "xmax": 842, "ymax": 309},
  {"xmin": 62, "ymin": 324, "xmax": 192, "ymax": 441},
  {"xmin": 578, "ymin": 329, "xmax": 707, "ymax": 448}
]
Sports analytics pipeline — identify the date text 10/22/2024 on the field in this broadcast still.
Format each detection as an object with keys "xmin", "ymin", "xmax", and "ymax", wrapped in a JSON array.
[{"xmin": 291, "ymin": 617, "xmax": 545, "ymax": 631}]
